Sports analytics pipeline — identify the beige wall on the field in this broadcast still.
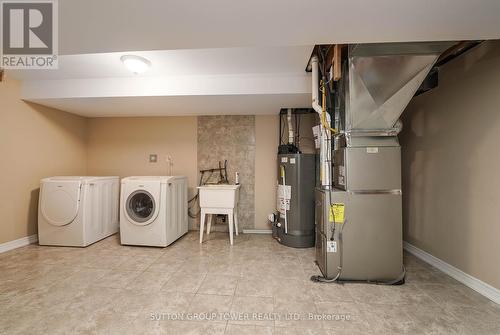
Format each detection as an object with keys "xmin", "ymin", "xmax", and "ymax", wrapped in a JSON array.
[
  {"xmin": 86, "ymin": 116, "xmax": 198, "ymax": 189},
  {"xmin": 86, "ymin": 117, "xmax": 198, "ymax": 229},
  {"xmin": 400, "ymin": 40, "xmax": 500, "ymax": 289},
  {"xmin": 255, "ymin": 115, "xmax": 278, "ymax": 229},
  {"xmin": 0, "ymin": 78, "xmax": 88, "ymax": 244}
]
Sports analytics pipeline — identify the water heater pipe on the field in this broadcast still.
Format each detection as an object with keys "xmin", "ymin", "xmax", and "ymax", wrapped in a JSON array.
[
  {"xmin": 287, "ymin": 108, "xmax": 294, "ymax": 144},
  {"xmin": 311, "ymin": 56, "xmax": 332, "ymax": 189}
]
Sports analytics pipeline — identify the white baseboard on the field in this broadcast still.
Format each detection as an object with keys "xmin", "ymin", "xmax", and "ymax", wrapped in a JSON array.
[
  {"xmin": 0, "ymin": 234, "xmax": 38, "ymax": 253},
  {"xmin": 242, "ymin": 229, "xmax": 272, "ymax": 234},
  {"xmin": 403, "ymin": 241, "xmax": 500, "ymax": 305}
]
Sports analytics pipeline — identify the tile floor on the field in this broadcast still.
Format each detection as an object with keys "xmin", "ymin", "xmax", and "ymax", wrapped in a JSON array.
[{"xmin": 0, "ymin": 232, "xmax": 499, "ymax": 334}]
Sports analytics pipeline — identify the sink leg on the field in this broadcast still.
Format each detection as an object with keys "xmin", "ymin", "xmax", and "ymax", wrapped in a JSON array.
[
  {"xmin": 228, "ymin": 210, "xmax": 234, "ymax": 245},
  {"xmin": 199, "ymin": 210, "xmax": 206, "ymax": 243},
  {"xmin": 207, "ymin": 214, "xmax": 212, "ymax": 235},
  {"xmin": 234, "ymin": 208, "xmax": 239, "ymax": 236}
]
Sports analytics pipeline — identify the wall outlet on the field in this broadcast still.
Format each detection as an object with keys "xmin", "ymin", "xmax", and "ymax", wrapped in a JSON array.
[{"xmin": 149, "ymin": 154, "xmax": 158, "ymax": 163}]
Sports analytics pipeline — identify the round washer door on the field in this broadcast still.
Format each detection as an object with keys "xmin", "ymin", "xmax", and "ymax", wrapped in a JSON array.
[
  {"xmin": 40, "ymin": 181, "xmax": 81, "ymax": 226},
  {"xmin": 126, "ymin": 190, "xmax": 157, "ymax": 226}
]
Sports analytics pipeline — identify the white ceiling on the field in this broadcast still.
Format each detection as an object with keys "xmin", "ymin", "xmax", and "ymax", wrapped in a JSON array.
[
  {"xmin": 11, "ymin": 46, "xmax": 313, "ymax": 116},
  {"xmin": 58, "ymin": 0, "xmax": 500, "ymax": 55},
  {"xmin": 9, "ymin": 0, "xmax": 500, "ymax": 117},
  {"xmin": 10, "ymin": 46, "xmax": 312, "ymax": 80},
  {"xmin": 28, "ymin": 94, "xmax": 310, "ymax": 117}
]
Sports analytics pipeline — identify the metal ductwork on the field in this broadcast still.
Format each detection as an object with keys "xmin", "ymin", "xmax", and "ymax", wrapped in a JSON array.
[{"xmin": 342, "ymin": 42, "xmax": 454, "ymax": 134}]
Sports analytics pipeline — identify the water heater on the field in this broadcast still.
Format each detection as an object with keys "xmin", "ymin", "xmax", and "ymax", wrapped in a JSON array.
[{"xmin": 273, "ymin": 153, "xmax": 315, "ymax": 248}]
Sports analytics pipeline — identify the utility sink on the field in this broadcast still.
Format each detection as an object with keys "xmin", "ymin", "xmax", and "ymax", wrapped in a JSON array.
[{"xmin": 197, "ymin": 184, "xmax": 240, "ymax": 208}]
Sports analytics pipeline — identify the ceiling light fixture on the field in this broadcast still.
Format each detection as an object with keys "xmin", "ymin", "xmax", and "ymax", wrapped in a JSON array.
[{"xmin": 120, "ymin": 55, "xmax": 151, "ymax": 74}]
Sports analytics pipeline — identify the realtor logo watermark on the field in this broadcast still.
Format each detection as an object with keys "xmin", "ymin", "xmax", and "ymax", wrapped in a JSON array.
[{"xmin": 1, "ymin": 0, "xmax": 58, "ymax": 69}]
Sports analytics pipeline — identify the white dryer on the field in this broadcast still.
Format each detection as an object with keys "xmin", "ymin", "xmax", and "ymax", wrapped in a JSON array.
[
  {"xmin": 120, "ymin": 176, "xmax": 188, "ymax": 247},
  {"xmin": 38, "ymin": 176, "xmax": 120, "ymax": 247}
]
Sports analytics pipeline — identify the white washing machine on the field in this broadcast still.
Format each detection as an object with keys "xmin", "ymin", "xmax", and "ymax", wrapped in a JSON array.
[
  {"xmin": 120, "ymin": 176, "xmax": 188, "ymax": 247},
  {"xmin": 38, "ymin": 176, "xmax": 120, "ymax": 247}
]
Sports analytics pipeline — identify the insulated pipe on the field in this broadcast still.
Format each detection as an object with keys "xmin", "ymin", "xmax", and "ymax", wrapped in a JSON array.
[
  {"xmin": 311, "ymin": 56, "xmax": 321, "ymax": 114},
  {"xmin": 311, "ymin": 56, "xmax": 332, "ymax": 189},
  {"xmin": 287, "ymin": 108, "xmax": 294, "ymax": 144}
]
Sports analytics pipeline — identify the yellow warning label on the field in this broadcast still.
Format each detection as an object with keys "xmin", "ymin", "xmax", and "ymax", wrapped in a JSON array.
[{"xmin": 329, "ymin": 203, "xmax": 345, "ymax": 223}]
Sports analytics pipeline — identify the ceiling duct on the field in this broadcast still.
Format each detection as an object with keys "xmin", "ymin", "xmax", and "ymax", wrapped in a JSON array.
[{"xmin": 343, "ymin": 42, "xmax": 454, "ymax": 134}]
